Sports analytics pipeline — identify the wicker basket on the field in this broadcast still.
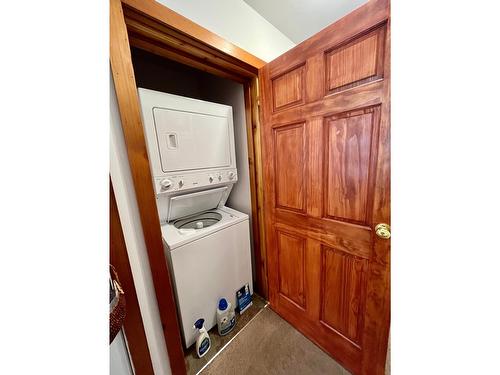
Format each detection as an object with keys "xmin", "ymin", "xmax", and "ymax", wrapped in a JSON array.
[{"xmin": 110, "ymin": 265, "xmax": 126, "ymax": 344}]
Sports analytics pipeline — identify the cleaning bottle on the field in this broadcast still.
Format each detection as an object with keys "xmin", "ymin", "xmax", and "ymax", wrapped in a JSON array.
[
  {"xmin": 194, "ymin": 318, "xmax": 211, "ymax": 358},
  {"xmin": 217, "ymin": 298, "xmax": 236, "ymax": 336}
]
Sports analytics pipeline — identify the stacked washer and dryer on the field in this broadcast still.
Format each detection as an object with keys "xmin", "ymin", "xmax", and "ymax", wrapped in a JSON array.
[{"xmin": 138, "ymin": 88, "xmax": 253, "ymax": 348}]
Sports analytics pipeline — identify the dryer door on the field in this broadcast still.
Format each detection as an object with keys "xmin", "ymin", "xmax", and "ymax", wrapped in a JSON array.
[{"xmin": 153, "ymin": 107, "xmax": 232, "ymax": 173}]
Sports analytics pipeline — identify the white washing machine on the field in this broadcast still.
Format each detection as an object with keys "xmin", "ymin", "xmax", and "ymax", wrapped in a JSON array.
[{"xmin": 138, "ymin": 88, "xmax": 253, "ymax": 348}]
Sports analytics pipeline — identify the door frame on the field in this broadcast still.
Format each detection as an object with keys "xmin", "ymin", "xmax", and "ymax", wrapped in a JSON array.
[
  {"xmin": 110, "ymin": 0, "xmax": 267, "ymax": 373},
  {"xmin": 110, "ymin": 178, "xmax": 155, "ymax": 374}
]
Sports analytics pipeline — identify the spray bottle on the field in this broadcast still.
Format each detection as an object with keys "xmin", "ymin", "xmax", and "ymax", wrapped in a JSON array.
[{"xmin": 194, "ymin": 318, "xmax": 211, "ymax": 358}]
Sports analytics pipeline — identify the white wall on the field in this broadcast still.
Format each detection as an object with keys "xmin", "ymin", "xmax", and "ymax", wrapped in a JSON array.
[
  {"xmin": 110, "ymin": 330, "xmax": 135, "ymax": 375},
  {"xmin": 110, "ymin": 75, "xmax": 172, "ymax": 375},
  {"xmin": 156, "ymin": 0, "xmax": 295, "ymax": 62},
  {"xmin": 242, "ymin": 0, "xmax": 368, "ymax": 44}
]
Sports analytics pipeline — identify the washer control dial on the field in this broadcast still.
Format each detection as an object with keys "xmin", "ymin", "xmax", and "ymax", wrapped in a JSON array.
[
  {"xmin": 228, "ymin": 171, "xmax": 235, "ymax": 180},
  {"xmin": 160, "ymin": 179, "xmax": 172, "ymax": 190},
  {"xmin": 178, "ymin": 179, "xmax": 184, "ymax": 188},
  {"xmin": 208, "ymin": 175, "xmax": 214, "ymax": 183}
]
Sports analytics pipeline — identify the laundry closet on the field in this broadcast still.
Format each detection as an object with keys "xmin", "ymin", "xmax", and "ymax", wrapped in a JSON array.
[{"xmin": 130, "ymin": 48, "xmax": 257, "ymax": 349}]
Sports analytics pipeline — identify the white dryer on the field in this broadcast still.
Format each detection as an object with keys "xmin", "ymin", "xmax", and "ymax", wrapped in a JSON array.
[
  {"xmin": 138, "ymin": 88, "xmax": 239, "ymax": 223},
  {"xmin": 138, "ymin": 88, "xmax": 253, "ymax": 348}
]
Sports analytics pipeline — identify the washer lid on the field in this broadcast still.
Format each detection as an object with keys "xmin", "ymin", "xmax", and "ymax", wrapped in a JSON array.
[
  {"xmin": 167, "ymin": 186, "xmax": 228, "ymax": 222},
  {"xmin": 161, "ymin": 206, "xmax": 249, "ymax": 250}
]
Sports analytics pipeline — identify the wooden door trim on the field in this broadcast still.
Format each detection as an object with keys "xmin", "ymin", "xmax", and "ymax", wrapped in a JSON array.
[
  {"xmin": 110, "ymin": 0, "xmax": 267, "ymax": 373},
  {"xmin": 110, "ymin": 0, "xmax": 186, "ymax": 373},
  {"xmin": 121, "ymin": 0, "xmax": 265, "ymax": 72},
  {"xmin": 110, "ymin": 179, "xmax": 154, "ymax": 375},
  {"xmin": 243, "ymin": 77, "xmax": 267, "ymax": 295}
]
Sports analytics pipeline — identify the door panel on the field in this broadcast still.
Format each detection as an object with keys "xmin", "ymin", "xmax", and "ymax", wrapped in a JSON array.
[
  {"xmin": 277, "ymin": 230, "xmax": 306, "ymax": 308},
  {"xmin": 320, "ymin": 246, "xmax": 368, "ymax": 345},
  {"xmin": 272, "ymin": 64, "xmax": 305, "ymax": 111},
  {"xmin": 260, "ymin": 1, "xmax": 390, "ymax": 374},
  {"xmin": 324, "ymin": 106, "xmax": 380, "ymax": 225},
  {"xmin": 325, "ymin": 25, "xmax": 386, "ymax": 94},
  {"xmin": 274, "ymin": 123, "xmax": 307, "ymax": 213}
]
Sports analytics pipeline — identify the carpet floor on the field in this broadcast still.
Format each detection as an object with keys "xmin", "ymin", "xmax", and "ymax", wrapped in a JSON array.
[{"xmin": 201, "ymin": 307, "xmax": 351, "ymax": 375}]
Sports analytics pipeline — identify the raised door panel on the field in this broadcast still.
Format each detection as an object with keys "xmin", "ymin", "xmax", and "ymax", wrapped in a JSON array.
[
  {"xmin": 277, "ymin": 230, "xmax": 306, "ymax": 309},
  {"xmin": 274, "ymin": 123, "xmax": 306, "ymax": 213},
  {"xmin": 272, "ymin": 64, "xmax": 305, "ymax": 111},
  {"xmin": 326, "ymin": 26, "xmax": 385, "ymax": 94},
  {"xmin": 324, "ymin": 107, "xmax": 380, "ymax": 224},
  {"xmin": 321, "ymin": 246, "xmax": 368, "ymax": 345}
]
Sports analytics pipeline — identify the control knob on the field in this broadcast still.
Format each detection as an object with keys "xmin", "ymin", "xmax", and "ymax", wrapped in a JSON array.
[
  {"xmin": 218, "ymin": 175, "xmax": 222, "ymax": 181},
  {"xmin": 178, "ymin": 179, "xmax": 184, "ymax": 188},
  {"xmin": 160, "ymin": 179, "xmax": 172, "ymax": 190},
  {"xmin": 228, "ymin": 171, "xmax": 235, "ymax": 180},
  {"xmin": 208, "ymin": 175, "xmax": 214, "ymax": 183}
]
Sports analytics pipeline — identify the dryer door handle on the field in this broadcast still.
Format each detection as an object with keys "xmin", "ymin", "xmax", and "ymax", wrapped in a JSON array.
[{"xmin": 167, "ymin": 133, "xmax": 178, "ymax": 149}]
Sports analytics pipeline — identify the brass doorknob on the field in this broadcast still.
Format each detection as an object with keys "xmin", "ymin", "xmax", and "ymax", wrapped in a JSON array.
[{"xmin": 375, "ymin": 223, "xmax": 391, "ymax": 239}]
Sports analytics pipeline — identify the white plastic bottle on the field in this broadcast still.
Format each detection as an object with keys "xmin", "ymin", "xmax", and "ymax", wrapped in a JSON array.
[
  {"xmin": 217, "ymin": 298, "xmax": 236, "ymax": 336},
  {"xmin": 193, "ymin": 318, "xmax": 211, "ymax": 358}
]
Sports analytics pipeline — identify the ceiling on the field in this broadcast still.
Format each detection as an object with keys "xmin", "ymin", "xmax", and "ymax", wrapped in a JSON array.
[{"xmin": 243, "ymin": 0, "xmax": 368, "ymax": 44}]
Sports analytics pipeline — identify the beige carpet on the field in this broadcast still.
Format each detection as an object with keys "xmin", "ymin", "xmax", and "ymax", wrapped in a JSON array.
[{"xmin": 202, "ymin": 307, "xmax": 351, "ymax": 375}]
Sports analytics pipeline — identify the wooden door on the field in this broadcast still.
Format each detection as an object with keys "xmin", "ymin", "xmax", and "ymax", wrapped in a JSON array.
[{"xmin": 259, "ymin": 1, "xmax": 390, "ymax": 374}]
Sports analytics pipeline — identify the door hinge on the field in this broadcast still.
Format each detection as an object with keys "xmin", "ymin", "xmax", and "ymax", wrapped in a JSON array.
[{"xmin": 252, "ymin": 97, "xmax": 261, "ymax": 130}]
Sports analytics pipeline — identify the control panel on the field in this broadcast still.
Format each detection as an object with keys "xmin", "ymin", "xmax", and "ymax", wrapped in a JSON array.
[{"xmin": 154, "ymin": 168, "xmax": 238, "ymax": 195}]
